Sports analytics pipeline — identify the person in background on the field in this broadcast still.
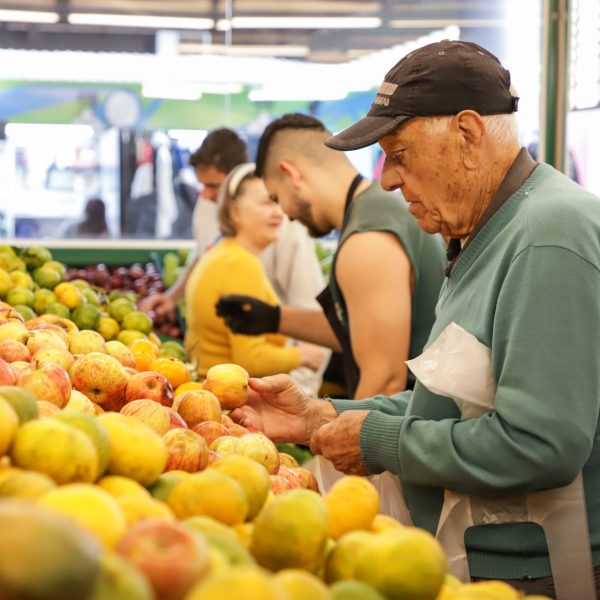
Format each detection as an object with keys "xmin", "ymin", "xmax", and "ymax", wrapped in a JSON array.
[
  {"xmin": 185, "ymin": 162, "xmax": 324, "ymax": 378},
  {"xmin": 229, "ymin": 40, "xmax": 600, "ymax": 597},
  {"xmin": 216, "ymin": 114, "xmax": 446, "ymax": 400},
  {"xmin": 138, "ymin": 128, "xmax": 325, "ymax": 322},
  {"xmin": 62, "ymin": 197, "xmax": 111, "ymax": 238}
]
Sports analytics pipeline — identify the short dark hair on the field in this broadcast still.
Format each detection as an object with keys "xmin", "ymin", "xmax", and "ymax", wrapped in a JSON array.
[
  {"xmin": 255, "ymin": 113, "xmax": 325, "ymax": 177},
  {"xmin": 189, "ymin": 128, "xmax": 248, "ymax": 174}
]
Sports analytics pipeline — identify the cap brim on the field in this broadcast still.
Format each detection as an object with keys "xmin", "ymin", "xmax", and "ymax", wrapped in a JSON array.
[{"xmin": 325, "ymin": 115, "xmax": 412, "ymax": 151}]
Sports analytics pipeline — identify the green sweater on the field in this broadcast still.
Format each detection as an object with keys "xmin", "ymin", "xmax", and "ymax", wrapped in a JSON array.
[{"xmin": 334, "ymin": 163, "xmax": 600, "ymax": 579}]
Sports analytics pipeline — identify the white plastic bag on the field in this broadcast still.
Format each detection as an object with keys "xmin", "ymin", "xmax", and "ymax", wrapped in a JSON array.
[{"xmin": 304, "ymin": 455, "xmax": 412, "ymax": 524}]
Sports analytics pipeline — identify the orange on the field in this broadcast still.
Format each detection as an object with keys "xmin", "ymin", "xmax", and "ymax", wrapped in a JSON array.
[
  {"xmin": 175, "ymin": 381, "xmax": 203, "ymax": 396},
  {"xmin": 149, "ymin": 357, "xmax": 191, "ymax": 389},
  {"xmin": 129, "ymin": 338, "xmax": 160, "ymax": 371}
]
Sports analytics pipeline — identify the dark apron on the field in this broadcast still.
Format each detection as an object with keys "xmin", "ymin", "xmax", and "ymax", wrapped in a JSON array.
[{"xmin": 316, "ymin": 285, "xmax": 360, "ymax": 398}]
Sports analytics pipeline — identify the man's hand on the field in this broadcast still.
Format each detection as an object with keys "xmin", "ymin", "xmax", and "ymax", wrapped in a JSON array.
[
  {"xmin": 230, "ymin": 374, "xmax": 336, "ymax": 445},
  {"xmin": 216, "ymin": 295, "xmax": 280, "ymax": 334},
  {"xmin": 137, "ymin": 293, "xmax": 176, "ymax": 319},
  {"xmin": 310, "ymin": 410, "xmax": 372, "ymax": 476}
]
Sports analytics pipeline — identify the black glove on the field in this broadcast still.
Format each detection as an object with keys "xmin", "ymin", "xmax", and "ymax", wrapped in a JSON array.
[{"xmin": 215, "ymin": 294, "xmax": 281, "ymax": 334}]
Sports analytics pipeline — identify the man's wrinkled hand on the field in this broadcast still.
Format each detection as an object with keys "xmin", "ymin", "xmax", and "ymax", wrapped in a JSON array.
[
  {"xmin": 230, "ymin": 374, "xmax": 334, "ymax": 445},
  {"xmin": 215, "ymin": 295, "xmax": 280, "ymax": 335},
  {"xmin": 310, "ymin": 410, "xmax": 372, "ymax": 476}
]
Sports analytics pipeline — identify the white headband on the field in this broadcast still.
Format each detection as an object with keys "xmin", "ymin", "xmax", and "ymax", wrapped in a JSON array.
[{"xmin": 228, "ymin": 162, "xmax": 256, "ymax": 197}]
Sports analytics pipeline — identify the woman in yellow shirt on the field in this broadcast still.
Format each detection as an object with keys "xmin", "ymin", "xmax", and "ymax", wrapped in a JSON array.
[{"xmin": 185, "ymin": 163, "xmax": 323, "ymax": 377}]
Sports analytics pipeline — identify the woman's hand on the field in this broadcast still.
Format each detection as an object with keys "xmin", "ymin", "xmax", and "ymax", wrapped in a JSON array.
[{"xmin": 230, "ymin": 374, "xmax": 337, "ymax": 445}]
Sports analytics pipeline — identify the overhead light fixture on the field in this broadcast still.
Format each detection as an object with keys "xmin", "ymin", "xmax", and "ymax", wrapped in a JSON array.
[
  {"xmin": 0, "ymin": 9, "xmax": 59, "ymax": 24},
  {"xmin": 389, "ymin": 18, "xmax": 507, "ymax": 29},
  {"xmin": 217, "ymin": 16, "xmax": 381, "ymax": 30},
  {"xmin": 249, "ymin": 86, "xmax": 349, "ymax": 102},
  {"xmin": 68, "ymin": 13, "xmax": 214, "ymax": 30},
  {"xmin": 179, "ymin": 43, "xmax": 310, "ymax": 58},
  {"xmin": 142, "ymin": 82, "xmax": 204, "ymax": 101}
]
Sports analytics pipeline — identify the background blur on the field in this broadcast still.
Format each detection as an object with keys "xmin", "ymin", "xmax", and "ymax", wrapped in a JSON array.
[{"xmin": 0, "ymin": 0, "xmax": 597, "ymax": 241}]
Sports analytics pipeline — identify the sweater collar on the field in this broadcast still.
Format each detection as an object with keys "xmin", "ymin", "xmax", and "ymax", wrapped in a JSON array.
[{"xmin": 445, "ymin": 147, "xmax": 538, "ymax": 277}]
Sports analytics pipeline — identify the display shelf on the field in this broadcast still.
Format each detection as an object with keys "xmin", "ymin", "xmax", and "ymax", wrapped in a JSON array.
[{"xmin": 5, "ymin": 238, "xmax": 195, "ymax": 268}]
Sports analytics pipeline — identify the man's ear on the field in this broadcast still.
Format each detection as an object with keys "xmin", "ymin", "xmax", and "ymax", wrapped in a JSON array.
[
  {"xmin": 278, "ymin": 160, "xmax": 302, "ymax": 189},
  {"xmin": 456, "ymin": 110, "xmax": 485, "ymax": 170}
]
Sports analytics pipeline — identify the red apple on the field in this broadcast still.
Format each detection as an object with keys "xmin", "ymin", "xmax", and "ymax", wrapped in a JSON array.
[
  {"xmin": 290, "ymin": 466, "xmax": 319, "ymax": 492},
  {"xmin": 278, "ymin": 466, "xmax": 303, "ymax": 490},
  {"xmin": 162, "ymin": 428, "xmax": 209, "ymax": 473},
  {"xmin": 234, "ymin": 433, "xmax": 280, "ymax": 475},
  {"xmin": 125, "ymin": 371, "xmax": 174, "ymax": 407},
  {"xmin": 0, "ymin": 339, "xmax": 31, "ymax": 363},
  {"xmin": 0, "ymin": 358, "xmax": 16, "ymax": 385},
  {"xmin": 208, "ymin": 435, "xmax": 238, "ymax": 457},
  {"xmin": 27, "ymin": 322, "xmax": 70, "ymax": 342},
  {"xmin": 174, "ymin": 390, "xmax": 221, "ymax": 428},
  {"xmin": 26, "ymin": 329, "xmax": 68, "ymax": 355},
  {"xmin": 270, "ymin": 474, "xmax": 293, "ymax": 495},
  {"xmin": 17, "ymin": 363, "xmax": 71, "ymax": 408},
  {"xmin": 121, "ymin": 399, "xmax": 175, "ymax": 436},
  {"xmin": 192, "ymin": 421, "xmax": 231, "ymax": 446},
  {"xmin": 278, "ymin": 452, "xmax": 300, "ymax": 468},
  {"xmin": 227, "ymin": 422, "xmax": 250, "ymax": 438},
  {"xmin": 116, "ymin": 519, "xmax": 210, "ymax": 600},
  {"xmin": 70, "ymin": 352, "xmax": 129, "ymax": 411}
]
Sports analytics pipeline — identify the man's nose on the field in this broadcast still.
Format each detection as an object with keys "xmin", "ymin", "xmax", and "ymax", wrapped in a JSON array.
[{"xmin": 380, "ymin": 158, "xmax": 403, "ymax": 192}]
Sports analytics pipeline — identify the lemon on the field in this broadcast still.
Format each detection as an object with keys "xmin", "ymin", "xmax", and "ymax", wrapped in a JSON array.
[
  {"xmin": 117, "ymin": 495, "xmax": 174, "ymax": 527},
  {"xmin": 354, "ymin": 528, "xmax": 447, "ymax": 600},
  {"xmin": 325, "ymin": 476, "xmax": 379, "ymax": 539},
  {"xmin": 0, "ymin": 470, "xmax": 56, "ymax": 499},
  {"xmin": 97, "ymin": 475, "xmax": 151, "ymax": 499},
  {"xmin": 209, "ymin": 454, "xmax": 271, "ymax": 520},
  {"xmin": 251, "ymin": 489, "xmax": 329, "ymax": 573},
  {"xmin": 186, "ymin": 567, "xmax": 287, "ymax": 600},
  {"xmin": 273, "ymin": 569, "xmax": 331, "ymax": 600},
  {"xmin": 11, "ymin": 419, "xmax": 98, "ymax": 484},
  {"xmin": 0, "ymin": 397, "xmax": 18, "ymax": 456},
  {"xmin": 166, "ymin": 471, "xmax": 248, "ymax": 525},
  {"xmin": 325, "ymin": 530, "xmax": 375, "ymax": 583},
  {"xmin": 39, "ymin": 483, "xmax": 126, "ymax": 549},
  {"xmin": 97, "ymin": 413, "xmax": 167, "ymax": 487}
]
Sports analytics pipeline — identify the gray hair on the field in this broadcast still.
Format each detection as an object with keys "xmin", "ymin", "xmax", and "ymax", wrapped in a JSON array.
[{"xmin": 421, "ymin": 113, "xmax": 519, "ymax": 147}]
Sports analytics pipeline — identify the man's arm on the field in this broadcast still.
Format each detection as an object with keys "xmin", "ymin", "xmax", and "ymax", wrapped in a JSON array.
[
  {"xmin": 278, "ymin": 306, "xmax": 341, "ymax": 351},
  {"xmin": 335, "ymin": 231, "xmax": 413, "ymax": 398}
]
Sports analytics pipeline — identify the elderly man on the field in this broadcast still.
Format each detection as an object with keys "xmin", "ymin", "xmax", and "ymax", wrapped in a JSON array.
[{"xmin": 231, "ymin": 40, "xmax": 600, "ymax": 598}]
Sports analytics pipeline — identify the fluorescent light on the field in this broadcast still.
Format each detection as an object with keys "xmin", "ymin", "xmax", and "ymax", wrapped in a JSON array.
[
  {"xmin": 142, "ymin": 81, "xmax": 203, "ymax": 100},
  {"xmin": 0, "ymin": 9, "xmax": 59, "ymax": 23},
  {"xmin": 180, "ymin": 43, "xmax": 310, "ymax": 58},
  {"xmin": 5, "ymin": 123, "xmax": 94, "ymax": 140},
  {"xmin": 68, "ymin": 13, "xmax": 214, "ymax": 30},
  {"xmin": 389, "ymin": 18, "xmax": 507, "ymax": 29},
  {"xmin": 217, "ymin": 16, "xmax": 382, "ymax": 29},
  {"xmin": 249, "ymin": 86, "xmax": 348, "ymax": 102}
]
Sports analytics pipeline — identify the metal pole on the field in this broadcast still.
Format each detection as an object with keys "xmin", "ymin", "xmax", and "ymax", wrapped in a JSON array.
[{"xmin": 540, "ymin": 0, "xmax": 571, "ymax": 172}]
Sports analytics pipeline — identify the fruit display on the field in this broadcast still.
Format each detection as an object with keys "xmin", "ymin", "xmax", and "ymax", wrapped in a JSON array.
[
  {"xmin": 0, "ymin": 246, "xmax": 549, "ymax": 600},
  {"xmin": 65, "ymin": 257, "xmax": 185, "ymax": 340}
]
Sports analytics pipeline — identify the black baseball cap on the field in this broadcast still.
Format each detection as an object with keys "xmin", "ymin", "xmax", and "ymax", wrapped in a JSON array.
[{"xmin": 325, "ymin": 39, "xmax": 519, "ymax": 151}]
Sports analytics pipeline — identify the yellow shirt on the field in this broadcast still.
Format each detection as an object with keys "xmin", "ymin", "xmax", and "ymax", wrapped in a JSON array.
[{"xmin": 184, "ymin": 238, "xmax": 301, "ymax": 377}]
